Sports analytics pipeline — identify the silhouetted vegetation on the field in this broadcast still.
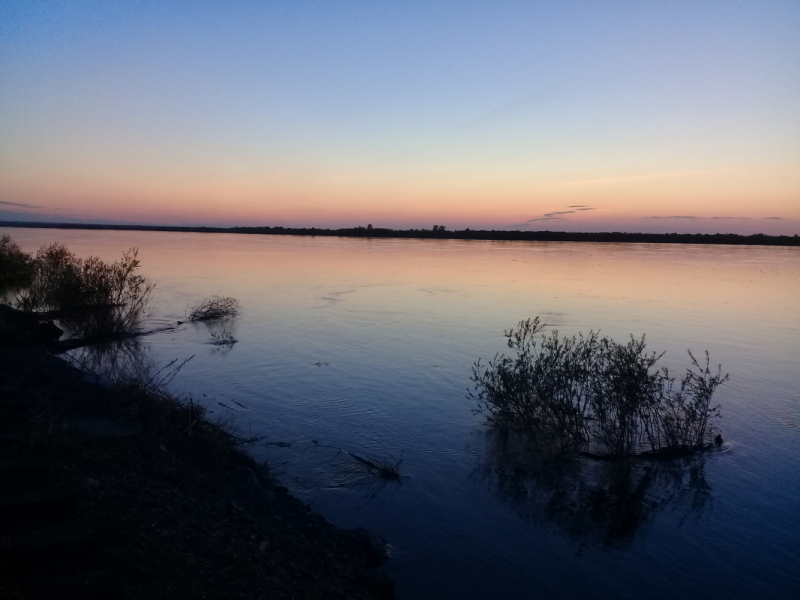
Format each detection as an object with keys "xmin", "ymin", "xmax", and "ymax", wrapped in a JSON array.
[
  {"xmin": 2, "ymin": 236, "xmax": 153, "ymax": 338},
  {"xmin": 347, "ymin": 452, "xmax": 403, "ymax": 481},
  {"xmin": 335, "ymin": 453, "xmax": 403, "ymax": 503},
  {"xmin": 209, "ymin": 330, "xmax": 238, "ymax": 351},
  {"xmin": 62, "ymin": 344, "xmax": 256, "ymax": 456},
  {"xmin": 3, "ymin": 220, "xmax": 798, "ymax": 246},
  {"xmin": 1, "ymin": 315, "xmax": 392, "ymax": 599},
  {"xmin": 0, "ymin": 234, "xmax": 34, "ymax": 291},
  {"xmin": 188, "ymin": 295, "xmax": 241, "ymax": 321},
  {"xmin": 307, "ymin": 440, "xmax": 404, "ymax": 481},
  {"xmin": 471, "ymin": 318, "xmax": 727, "ymax": 457}
]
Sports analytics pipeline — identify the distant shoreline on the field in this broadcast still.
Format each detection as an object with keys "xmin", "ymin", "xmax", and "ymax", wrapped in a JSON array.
[{"xmin": 2, "ymin": 220, "xmax": 798, "ymax": 247}]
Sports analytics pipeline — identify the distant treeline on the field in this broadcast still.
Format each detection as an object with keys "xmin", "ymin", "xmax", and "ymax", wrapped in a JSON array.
[{"xmin": 2, "ymin": 221, "xmax": 799, "ymax": 246}]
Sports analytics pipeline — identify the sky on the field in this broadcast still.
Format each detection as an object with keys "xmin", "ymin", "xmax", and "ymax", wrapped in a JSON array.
[{"xmin": 1, "ymin": 1, "xmax": 798, "ymax": 234}]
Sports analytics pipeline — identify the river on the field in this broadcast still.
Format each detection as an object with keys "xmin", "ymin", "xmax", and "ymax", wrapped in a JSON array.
[{"xmin": 4, "ymin": 226, "xmax": 799, "ymax": 599}]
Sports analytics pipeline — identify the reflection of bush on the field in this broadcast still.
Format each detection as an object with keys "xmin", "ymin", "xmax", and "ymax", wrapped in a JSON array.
[
  {"xmin": 474, "ymin": 428, "xmax": 712, "ymax": 547},
  {"xmin": 6, "ymin": 238, "xmax": 153, "ymax": 338},
  {"xmin": 65, "ymin": 339, "xmax": 153, "ymax": 383},
  {"xmin": 471, "ymin": 318, "xmax": 727, "ymax": 457}
]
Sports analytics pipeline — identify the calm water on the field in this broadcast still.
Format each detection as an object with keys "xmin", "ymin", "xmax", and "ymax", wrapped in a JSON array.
[{"xmin": 5, "ymin": 227, "xmax": 800, "ymax": 599}]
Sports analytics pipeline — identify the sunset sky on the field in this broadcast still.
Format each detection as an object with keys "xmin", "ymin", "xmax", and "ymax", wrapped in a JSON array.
[{"xmin": 1, "ymin": 1, "xmax": 798, "ymax": 234}]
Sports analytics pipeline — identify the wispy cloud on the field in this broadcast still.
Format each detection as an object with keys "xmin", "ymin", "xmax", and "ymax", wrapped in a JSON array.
[
  {"xmin": 0, "ymin": 200, "xmax": 39, "ymax": 209},
  {"xmin": 765, "ymin": 217, "xmax": 784, "ymax": 220},
  {"xmin": 711, "ymin": 216, "xmax": 751, "ymax": 220},
  {"xmin": 516, "ymin": 205, "xmax": 599, "ymax": 226},
  {"xmin": 518, "ymin": 211, "xmax": 572, "ymax": 225},
  {"xmin": 645, "ymin": 215, "xmax": 697, "ymax": 219}
]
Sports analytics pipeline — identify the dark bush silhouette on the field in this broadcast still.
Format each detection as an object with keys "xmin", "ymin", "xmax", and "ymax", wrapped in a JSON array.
[
  {"xmin": 0, "ymin": 234, "xmax": 34, "ymax": 291},
  {"xmin": 471, "ymin": 318, "xmax": 727, "ymax": 457},
  {"xmin": 188, "ymin": 296, "xmax": 241, "ymax": 321},
  {"xmin": 8, "ymin": 239, "xmax": 153, "ymax": 338}
]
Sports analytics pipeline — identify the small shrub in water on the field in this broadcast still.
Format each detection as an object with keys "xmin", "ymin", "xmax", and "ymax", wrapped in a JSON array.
[
  {"xmin": 188, "ymin": 296, "xmax": 241, "ymax": 321},
  {"xmin": 471, "ymin": 318, "xmax": 727, "ymax": 457},
  {"xmin": 209, "ymin": 331, "xmax": 237, "ymax": 346},
  {"xmin": 349, "ymin": 453, "xmax": 403, "ymax": 480},
  {"xmin": 13, "ymin": 241, "xmax": 153, "ymax": 337}
]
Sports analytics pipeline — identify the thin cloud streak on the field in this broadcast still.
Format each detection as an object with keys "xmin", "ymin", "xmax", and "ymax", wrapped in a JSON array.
[
  {"xmin": 0, "ymin": 200, "xmax": 39, "ymax": 208},
  {"xmin": 518, "ymin": 205, "xmax": 599, "ymax": 226},
  {"xmin": 511, "ymin": 216, "xmax": 563, "ymax": 226}
]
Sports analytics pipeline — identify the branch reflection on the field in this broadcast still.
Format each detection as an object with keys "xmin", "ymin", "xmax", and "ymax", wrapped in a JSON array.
[
  {"xmin": 64, "ymin": 338, "xmax": 154, "ymax": 383},
  {"xmin": 474, "ymin": 428, "xmax": 712, "ymax": 548}
]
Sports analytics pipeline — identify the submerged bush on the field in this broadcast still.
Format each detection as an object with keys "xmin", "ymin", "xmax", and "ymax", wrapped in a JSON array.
[
  {"xmin": 12, "ymin": 240, "xmax": 154, "ymax": 337},
  {"xmin": 471, "ymin": 318, "xmax": 727, "ymax": 457},
  {"xmin": 188, "ymin": 295, "xmax": 240, "ymax": 321}
]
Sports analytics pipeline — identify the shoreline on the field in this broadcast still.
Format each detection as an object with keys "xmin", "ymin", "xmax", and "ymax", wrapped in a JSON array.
[
  {"xmin": 0, "ymin": 314, "xmax": 394, "ymax": 599},
  {"xmin": 2, "ymin": 221, "xmax": 798, "ymax": 247}
]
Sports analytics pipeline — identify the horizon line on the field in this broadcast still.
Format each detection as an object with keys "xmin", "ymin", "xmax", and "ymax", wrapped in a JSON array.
[{"xmin": 2, "ymin": 220, "xmax": 798, "ymax": 247}]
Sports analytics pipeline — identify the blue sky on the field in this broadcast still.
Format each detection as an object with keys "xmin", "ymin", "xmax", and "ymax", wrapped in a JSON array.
[{"xmin": 1, "ymin": 1, "xmax": 798, "ymax": 233}]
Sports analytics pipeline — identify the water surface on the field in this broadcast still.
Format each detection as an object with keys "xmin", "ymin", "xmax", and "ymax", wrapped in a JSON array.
[{"xmin": 5, "ymin": 227, "xmax": 800, "ymax": 599}]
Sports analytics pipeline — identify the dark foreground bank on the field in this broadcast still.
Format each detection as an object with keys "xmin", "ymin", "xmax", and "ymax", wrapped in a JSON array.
[
  {"xmin": 3, "ymin": 221, "xmax": 799, "ymax": 246},
  {"xmin": 0, "ymin": 311, "xmax": 393, "ymax": 600}
]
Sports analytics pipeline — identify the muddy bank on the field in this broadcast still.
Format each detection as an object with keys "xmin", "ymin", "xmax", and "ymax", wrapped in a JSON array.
[{"xmin": 0, "ymin": 313, "xmax": 393, "ymax": 599}]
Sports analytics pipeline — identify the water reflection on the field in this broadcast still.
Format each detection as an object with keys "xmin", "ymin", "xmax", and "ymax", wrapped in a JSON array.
[
  {"xmin": 64, "ymin": 338, "xmax": 154, "ymax": 383},
  {"xmin": 202, "ymin": 319, "xmax": 239, "ymax": 354},
  {"xmin": 474, "ymin": 428, "xmax": 712, "ymax": 548},
  {"xmin": 329, "ymin": 459, "xmax": 404, "ymax": 505}
]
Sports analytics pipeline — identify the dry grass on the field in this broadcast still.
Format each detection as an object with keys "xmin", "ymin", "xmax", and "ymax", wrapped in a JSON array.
[{"xmin": 188, "ymin": 296, "xmax": 241, "ymax": 321}]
